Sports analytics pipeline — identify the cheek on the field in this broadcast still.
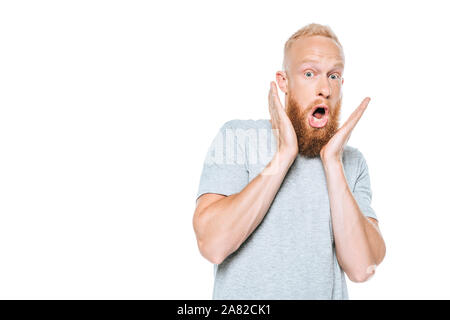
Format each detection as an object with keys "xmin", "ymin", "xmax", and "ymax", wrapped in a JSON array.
[
  {"xmin": 331, "ymin": 81, "xmax": 342, "ymax": 94},
  {"xmin": 290, "ymin": 79, "xmax": 314, "ymax": 98}
]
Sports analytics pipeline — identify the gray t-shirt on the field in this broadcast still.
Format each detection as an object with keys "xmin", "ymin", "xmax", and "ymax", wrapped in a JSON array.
[{"xmin": 196, "ymin": 119, "xmax": 378, "ymax": 300}]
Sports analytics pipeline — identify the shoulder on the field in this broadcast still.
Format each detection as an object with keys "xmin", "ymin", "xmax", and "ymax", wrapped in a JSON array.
[
  {"xmin": 343, "ymin": 145, "xmax": 369, "ymax": 170},
  {"xmin": 343, "ymin": 145, "xmax": 364, "ymax": 160},
  {"xmin": 221, "ymin": 118, "xmax": 271, "ymax": 131}
]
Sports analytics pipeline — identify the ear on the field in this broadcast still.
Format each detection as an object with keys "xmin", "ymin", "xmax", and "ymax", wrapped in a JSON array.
[
  {"xmin": 276, "ymin": 71, "xmax": 288, "ymax": 94},
  {"xmin": 342, "ymin": 77, "xmax": 344, "ymax": 86}
]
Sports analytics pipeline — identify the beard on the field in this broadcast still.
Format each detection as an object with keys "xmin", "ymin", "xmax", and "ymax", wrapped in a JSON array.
[{"xmin": 286, "ymin": 94, "xmax": 342, "ymax": 158}]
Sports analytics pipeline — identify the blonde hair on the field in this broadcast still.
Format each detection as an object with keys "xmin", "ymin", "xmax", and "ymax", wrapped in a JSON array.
[{"xmin": 282, "ymin": 23, "xmax": 344, "ymax": 72}]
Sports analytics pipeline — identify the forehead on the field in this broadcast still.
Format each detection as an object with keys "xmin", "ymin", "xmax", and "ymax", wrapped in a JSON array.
[{"xmin": 287, "ymin": 35, "xmax": 344, "ymax": 69}]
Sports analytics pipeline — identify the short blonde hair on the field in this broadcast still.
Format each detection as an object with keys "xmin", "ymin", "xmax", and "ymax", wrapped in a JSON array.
[{"xmin": 282, "ymin": 23, "xmax": 344, "ymax": 72}]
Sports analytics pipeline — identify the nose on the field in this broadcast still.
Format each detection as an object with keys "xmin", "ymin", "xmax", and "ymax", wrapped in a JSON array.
[{"xmin": 316, "ymin": 75, "xmax": 331, "ymax": 99}]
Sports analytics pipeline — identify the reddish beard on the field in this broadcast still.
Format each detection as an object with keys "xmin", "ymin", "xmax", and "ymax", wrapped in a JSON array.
[{"xmin": 286, "ymin": 94, "xmax": 342, "ymax": 158}]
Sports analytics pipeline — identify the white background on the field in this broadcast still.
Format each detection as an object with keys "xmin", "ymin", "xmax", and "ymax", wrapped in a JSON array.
[{"xmin": 0, "ymin": 0, "xmax": 449, "ymax": 299}]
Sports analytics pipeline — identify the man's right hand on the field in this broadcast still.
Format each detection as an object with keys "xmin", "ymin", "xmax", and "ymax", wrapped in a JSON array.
[{"xmin": 268, "ymin": 81, "xmax": 298, "ymax": 160}]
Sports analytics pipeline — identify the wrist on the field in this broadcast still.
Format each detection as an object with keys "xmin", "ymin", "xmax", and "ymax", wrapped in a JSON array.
[
  {"xmin": 277, "ymin": 150, "xmax": 297, "ymax": 166},
  {"xmin": 262, "ymin": 151, "xmax": 296, "ymax": 176},
  {"xmin": 322, "ymin": 157, "xmax": 342, "ymax": 173}
]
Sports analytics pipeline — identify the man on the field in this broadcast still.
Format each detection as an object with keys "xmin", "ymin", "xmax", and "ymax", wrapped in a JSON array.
[{"xmin": 193, "ymin": 23, "xmax": 386, "ymax": 300}]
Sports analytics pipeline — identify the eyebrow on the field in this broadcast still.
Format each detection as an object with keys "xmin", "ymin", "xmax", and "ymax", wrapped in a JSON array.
[{"xmin": 298, "ymin": 59, "xmax": 344, "ymax": 70}]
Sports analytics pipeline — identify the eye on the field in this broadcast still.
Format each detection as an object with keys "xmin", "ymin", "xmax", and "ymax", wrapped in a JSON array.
[
  {"xmin": 329, "ymin": 73, "xmax": 341, "ymax": 80},
  {"xmin": 304, "ymin": 71, "xmax": 314, "ymax": 78}
]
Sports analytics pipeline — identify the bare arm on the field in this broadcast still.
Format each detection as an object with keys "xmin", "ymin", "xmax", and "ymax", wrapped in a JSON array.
[
  {"xmin": 193, "ymin": 81, "xmax": 298, "ymax": 264},
  {"xmin": 320, "ymin": 97, "xmax": 386, "ymax": 282},
  {"xmin": 323, "ymin": 159, "xmax": 386, "ymax": 282},
  {"xmin": 194, "ymin": 151, "xmax": 295, "ymax": 264}
]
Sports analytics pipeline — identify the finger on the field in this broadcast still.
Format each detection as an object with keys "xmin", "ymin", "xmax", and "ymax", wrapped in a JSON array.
[
  {"xmin": 269, "ymin": 104, "xmax": 277, "ymax": 128},
  {"xmin": 342, "ymin": 97, "xmax": 370, "ymax": 133},
  {"xmin": 268, "ymin": 83, "xmax": 275, "ymax": 116},
  {"xmin": 269, "ymin": 82, "xmax": 281, "ymax": 123},
  {"xmin": 268, "ymin": 83, "xmax": 279, "ymax": 127},
  {"xmin": 270, "ymin": 81, "xmax": 283, "ymax": 110},
  {"xmin": 271, "ymin": 82, "xmax": 285, "ymax": 124}
]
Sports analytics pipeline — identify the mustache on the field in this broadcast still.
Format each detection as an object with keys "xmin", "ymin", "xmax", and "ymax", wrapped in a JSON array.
[
  {"xmin": 307, "ymin": 100, "xmax": 330, "ymax": 112},
  {"xmin": 287, "ymin": 94, "xmax": 341, "ymax": 115}
]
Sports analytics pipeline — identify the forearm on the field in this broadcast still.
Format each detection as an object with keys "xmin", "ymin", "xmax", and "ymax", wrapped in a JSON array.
[
  {"xmin": 323, "ymin": 159, "xmax": 384, "ymax": 281},
  {"xmin": 197, "ymin": 151, "xmax": 296, "ymax": 264},
  {"xmin": 364, "ymin": 216, "xmax": 386, "ymax": 265}
]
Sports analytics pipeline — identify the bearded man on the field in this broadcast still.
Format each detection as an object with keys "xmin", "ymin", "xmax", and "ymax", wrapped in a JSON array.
[{"xmin": 193, "ymin": 23, "xmax": 386, "ymax": 300}]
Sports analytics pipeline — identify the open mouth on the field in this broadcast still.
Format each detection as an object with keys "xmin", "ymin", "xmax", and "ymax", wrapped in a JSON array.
[{"xmin": 308, "ymin": 105, "xmax": 329, "ymax": 128}]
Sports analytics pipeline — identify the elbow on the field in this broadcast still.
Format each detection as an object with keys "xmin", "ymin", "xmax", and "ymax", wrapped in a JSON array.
[
  {"xmin": 348, "ymin": 272, "xmax": 372, "ymax": 283},
  {"xmin": 193, "ymin": 214, "xmax": 226, "ymax": 265},
  {"xmin": 376, "ymin": 241, "xmax": 387, "ymax": 265},
  {"xmin": 347, "ymin": 264, "xmax": 377, "ymax": 283},
  {"xmin": 197, "ymin": 239, "xmax": 225, "ymax": 265},
  {"xmin": 344, "ymin": 239, "xmax": 386, "ymax": 283}
]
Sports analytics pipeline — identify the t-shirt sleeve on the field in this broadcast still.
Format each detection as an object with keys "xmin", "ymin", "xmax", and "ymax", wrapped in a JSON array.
[
  {"xmin": 352, "ymin": 152, "xmax": 378, "ymax": 221},
  {"xmin": 195, "ymin": 121, "xmax": 249, "ymax": 202}
]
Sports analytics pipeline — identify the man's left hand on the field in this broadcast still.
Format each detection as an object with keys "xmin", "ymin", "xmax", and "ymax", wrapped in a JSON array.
[{"xmin": 320, "ymin": 97, "xmax": 371, "ymax": 164}]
